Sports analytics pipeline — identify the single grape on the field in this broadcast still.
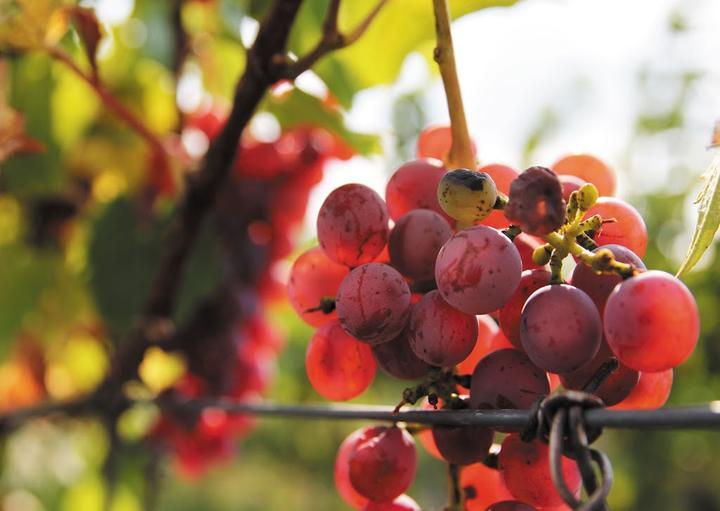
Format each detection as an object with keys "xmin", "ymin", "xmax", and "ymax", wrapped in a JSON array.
[
  {"xmin": 461, "ymin": 462, "xmax": 514, "ymax": 511},
  {"xmin": 585, "ymin": 197, "xmax": 647, "ymax": 257},
  {"xmin": 362, "ymin": 495, "xmax": 421, "ymax": 511},
  {"xmin": 559, "ymin": 342, "xmax": 639, "ymax": 406},
  {"xmin": 499, "ymin": 434, "xmax": 581, "ymax": 508},
  {"xmin": 435, "ymin": 226, "xmax": 522, "ymax": 315},
  {"xmin": 317, "ymin": 183, "xmax": 389, "ymax": 266},
  {"xmin": 432, "ymin": 421, "xmax": 493, "ymax": 465},
  {"xmin": 417, "ymin": 124, "xmax": 477, "ymax": 161},
  {"xmin": 514, "ymin": 233, "xmax": 548, "ymax": 271},
  {"xmin": 520, "ymin": 284, "xmax": 602, "ymax": 373},
  {"xmin": 389, "ymin": 209, "xmax": 452, "ymax": 281},
  {"xmin": 336, "ymin": 263, "xmax": 411, "ymax": 345},
  {"xmin": 349, "ymin": 426, "xmax": 417, "ymax": 502},
  {"xmin": 372, "ymin": 328, "xmax": 432, "ymax": 380},
  {"xmin": 479, "ymin": 163, "xmax": 519, "ymax": 194},
  {"xmin": 335, "ymin": 428, "xmax": 372, "ymax": 508},
  {"xmin": 408, "ymin": 290, "xmax": 478, "ymax": 367},
  {"xmin": 611, "ymin": 369, "xmax": 673, "ymax": 410},
  {"xmin": 484, "ymin": 501, "xmax": 537, "ymax": 511},
  {"xmin": 557, "ymin": 174, "xmax": 587, "ymax": 202},
  {"xmin": 287, "ymin": 246, "xmax": 348, "ymax": 327},
  {"xmin": 504, "ymin": 167, "xmax": 565, "ymax": 236},
  {"xmin": 551, "ymin": 153, "xmax": 616, "ymax": 197},
  {"xmin": 438, "ymin": 169, "xmax": 498, "ymax": 224},
  {"xmin": 570, "ymin": 244, "xmax": 645, "ymax": 316},
  {"xmin": 386, "ymin": 158, "xmax": 448, "ymax": 221},
  {"xmin": 604, "ymin": 271, "xmax": 699, "ymax": 371},
  {"xmin": 305, "ymin": 322, "xmax": 376, "ymax": 401},
  {"xmin": 457, "ymin": 315, "xmax": 500, "ymax": 375},
  {"xmin": 470, "ymin": 349, "xmax": 549, "ymax": 410},
  {"xmin": 499, "ymin": 269, "xmax": 552, "ymax": 348}
]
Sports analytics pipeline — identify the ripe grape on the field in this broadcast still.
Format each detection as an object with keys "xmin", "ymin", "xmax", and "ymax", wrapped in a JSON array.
[
  {"xmin": 611, "ymin": 369, "xmax": 673, "ymax": 410},
  {"xmin": 457, "ymin": 315, "xmax": 500, "ymax": 375},
  {"xmin": 336, "ymin": 263, "xmax": 411, "ymax": 345},
  {"xmin": 461, "ymin": 462, "xmax": 514, "ymax": 511},
  {"xmin": 349, "ymin": 426, "xmax": 417, "ymax": 502},
  {"xmin": 585, "ymin": 197, "xmax": 647, "ymax": 257},
  {"xmin": 408, "ymin": 290, "xmax": 478, "ymax": 367},
  {"xmin": 499, "ymin": 269, "xmax": 552, "ymax": 348},
  {"xmin": 287, "ymin": 246, "xmax": 348, "ymax": 327},
  {"xmin": 484, "ymin": 502, "xmax": 537, "ymax": 511},
  {"xmin": 432, "ymin": 421, "xmax": 493, "ymax": 465},
  {"xmin": 417, "ymin": 124, "xmax": 477, "ymax": 161},
  {"xmin": 504, "ymin": 166, "xmax": 565, "ymax": 236},
  {"xmin": 317, "ymin": 183, "xmax": 389, "ymax": 266},
  {"xmin": 520, "ymin": 284, "xmax": 602, "ymax": 373},
  {"xmin": 335, "ymin": 428, "xmax": 371, "ymax": 508},
  {"xmin": 470, "ymin": 349, "xmax": 549, "ymax": 410},
  {"xmin": 499, "ymin": 434, "xmax": 581, "ymax": 508},
  {"xmin": 551, "ymin": 153, "xmax": 616, "ymax": 197},
  {"xmin": 514, "ymin": 234, "xmax": 548, "ymax": 271},
  {"xmin": 435, "ymin": 226, "xmax": 522, "ymax": 315},
  {"xmin": 570, "ymin": 244, "xmax": 645, "ymax": 316},
  {"xmin": 557, "ymin": 174, "xmax": 587, "ymax": 202},
  {"xmin": 372, "ymin": 328, "xmax": 431, "ymax": 380},
  {"xmin": 477, "ymin": 163, "xmax": 518, "ymax": 229},
  {"xmin": 305, "ymin": 322, "xmax": 376, "ymax": 401},
  {"xmin": 362, "ymin": 495, "xmax": 421, "ymax": 511},
  {"xmin": 559, "ymin": 342, "xmax": 639, "ymax": 406},
  {"xmin": 389, "ymin": 209, "xmax": 452, "ymax": 281},
  {"xmin": 437, "ymin": 169, "xmax": 498, "ymax": 224},
  {"xmin": 386, "ymin": 158, "xmax": 448, "ymax": 221},
  {"xmin": 604, "ymin": 271, "xmax": 699, "ymax": 371}
]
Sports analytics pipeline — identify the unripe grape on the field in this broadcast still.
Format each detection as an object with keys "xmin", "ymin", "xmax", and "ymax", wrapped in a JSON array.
[{"xmin": 437, "ymin": 169, "xmax": 497, "ymax": 224}]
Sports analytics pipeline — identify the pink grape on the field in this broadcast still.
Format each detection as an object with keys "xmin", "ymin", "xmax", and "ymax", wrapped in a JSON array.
[
  {"xmin": 372, "ymin": 328, "xmax": 431, "ymax": 380},
  {"xmin": 336, "ymin": 263, "xmax": 411, "ymax": 345},
  {"xmin": 611, "ymin": 369, "xmax": 673, "ymax": 410},
  {"xmin": 514, "ymin": 234, "xmax": 548, "ymax": 271},
  {"xmin": 551, "ymin": 153, "xmax": 616, "ymax": 196},
  {"xmin": 362, "ymin": 495, "xmax": 421, "ymax": 511},
  {"xmin": 432, "ymin": 421, "xmax": 493, "ymax": 465},
  {"xmin": 462, "ymin": 463, "xmax": 514, "ymax": 511},
  {"xmin": 557, "ymin": 174, "xmax": 587, "ymax": 202},
  {"xmin": 585, "ymin": 197, "xmax": 648, "ymax": 258},
  {"xmin": 389, "ymin": 209, "xmax": 452, "ymax": 281},
  {"xmin": 335, "ymin": 428, "xmax": 371, "ymax": 508},
  {"xmin": 435, "ymin": 226, "xmax": 522, "ymax": 315},
  {"xmin": 385, "ymin": 158, "xmax": 449, "ymax": 221},
  {"xmin": 604, "ymin": 271, "xmax": 699, "ymax": 371},
  {"xmin": 317, "ymin": 183, "xmax": 389, "ymax": 266},
  {"xmin": 457, "ymin": 315, "xmax": 500, "ymax": 375},
  {"xmin": 416, "ymin": 124, "xmax": 477, "ymax": 162},
  {"xmin": 499, "ymin": 269, "xmax": 552, "ymax": 348}
]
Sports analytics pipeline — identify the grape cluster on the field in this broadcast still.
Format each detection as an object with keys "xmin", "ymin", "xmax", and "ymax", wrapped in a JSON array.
[{"xmin": 288, "ymin": 124, "xmax": 700, "ymax": 509}]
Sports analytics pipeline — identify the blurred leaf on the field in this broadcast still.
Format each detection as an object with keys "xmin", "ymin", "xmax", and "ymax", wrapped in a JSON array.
[
  {"xmin": 66, "ymin": 6, "xmax": 103, "ymax": 75},
  {"xmin": 264, "ymin": 89, "xmax": 379, "ymax": 155},
  {"xmin": 0, "ymin": 102, "xmax": 45, "ymax": 163},
  {"xmin": 677, "ymin": 151, "xmax": 720, "ymax": 277},
  {"xmin": 0, "ymin": 0, "xmax": 67, "ymax": 50}
]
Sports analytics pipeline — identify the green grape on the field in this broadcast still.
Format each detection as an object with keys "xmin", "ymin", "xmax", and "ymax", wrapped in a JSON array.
[{"xmin": 437, "ymin": 169, "xmax": 497, "ymax": 225}]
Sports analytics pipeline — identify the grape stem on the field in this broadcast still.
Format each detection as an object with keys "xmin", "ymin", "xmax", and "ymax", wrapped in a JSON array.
[
  {"xmin": 432, "ymin": 0, "xmax": 475, "ymax": 169},
  {"xmin": 446, "ymin": 463, "xmax": 465, "ymax": 511}
]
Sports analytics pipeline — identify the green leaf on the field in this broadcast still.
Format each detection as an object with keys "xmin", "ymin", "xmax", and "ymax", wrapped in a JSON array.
[
  {"xmin": 263, "ymin": 89, "xmax": 380, "ymax": 155},
  {"xmin": 677, "ymin": 152, "xmax": 720, "ymax": 277}
]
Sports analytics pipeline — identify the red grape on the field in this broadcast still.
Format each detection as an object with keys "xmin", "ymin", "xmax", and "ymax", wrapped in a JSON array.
[
  {"xmin": 408, "ymin": 290, "xmax": 478, "ymax": 367},
  {"xmin": 470, "ymin": 349, "xmax": 549, "ymax": 410},
  {"xmin": 604, "ymin": 271, "xmax": 699, "ymax": 371},
  {"xmin": 499, "ymin": 269, "xmax": 552, "ymax": 348},
  {"xmin": 611, "ymin": 369, "xmax": 673, "ymax": 410},
  {"xmin": 570, "ymin": 244, "xmax": 645, "ymax": 316},
  {"xmin": 514, "ymin": 234, "xmax": 547, "ymax": 271},
  {"xmin": 335, "ymin": 428, "xmax": 372, "ymax": 508},
  {"xmin": 305, "ymin": 322, "xmax": 376, "ymax": 401},
  {"xmin": 349, "ymin": 426, "xmax": 417, "ymax": 502},
  {"xmin": 362, "ymin": 495, "xmax": 421, "ymax": 511},
  {"xmin": 520, "ymin": 284, "xmax": 602, "ymax": 373},
  {"xmin": 585, "ymin": 197, "xmax": 647, "ymax": 258},
  {"xmin": 372, "ymin": 328, "xmax": 431, "ymax": 380},
  {"xmin": 435, "ymin": 226, "xmax": 522, "ymax": 315},
  {"xmin": 557, "ymin": 174, "xmax": 587, "ymax": 202},
  {"xmin": 389, "ymin": 209, "xmax": 452, "ymax": 281},
  {"xmin": 499, "ymin": 434, "xmax": 580, "ymax": 508},
  {"xmin": 461, "ymin": 462, "xmax": 514, "ymax": 511},
  {"xmin": 504, "ymin": 167, "xmax": 565, "ymax": 236},
  {"xmin": 287, "ymin": 246, "xmax": 348, "ymax": 327},
  {"xmin": 336, "ymin": 263, "xmax": 411, "ymax": 345},
  {"xmin": 457, "ymin": 315, "xmax": 500, "ymax": 374},
  {"xmin": 484, "ymin": 501, "xmax": 537, "ymax": 511},
  {"xmin": 386, "ymin": 158, "xmax": 448, "ymax": 221},
  {"xmin": 559, "ymin": 342, "xmax": 639, "ymax": 406},
  {"xmin": 416, "ymin": 124, "xmax": 477, "ymax": 162},
  {"xmin": 317, "ymin": 183, "xmax": 389, "ymax": 266},
  {"xmin": 479, "ymin": 163, "xmax": 519, "ymax": 194},
  {"xmin": 551, "ymin": 153, "xmax": 616, "ymax": 197},
  {"xmin": 432, "ymin": 421, "xmax": 493, "ymax": 465}
]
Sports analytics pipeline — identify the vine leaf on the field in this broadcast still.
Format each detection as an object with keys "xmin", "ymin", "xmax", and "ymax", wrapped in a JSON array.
[
  {"xmin": 66, "ymin": 7, "xmax": 103, "ymax": 76},
  {"xmin": 0, "ymin": 0, "xmax": 66, "ymax": 50},
  {"xmin": 677, "ymin": 148, "xmax": 720, "ymax": 277},
  {"xmin": 0, "ymin": 103, "xmax": 45, "ymax": 164}
]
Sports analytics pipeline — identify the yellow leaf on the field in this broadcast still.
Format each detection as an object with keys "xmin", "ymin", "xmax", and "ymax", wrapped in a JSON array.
[{"xmin": 0, "ymin": 0, "xmax": 68, "ymax": 51}]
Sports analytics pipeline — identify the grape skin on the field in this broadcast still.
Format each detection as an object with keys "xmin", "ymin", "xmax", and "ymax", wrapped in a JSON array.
[
  {"xmin": 457, "ymin": 315, "xmax": 500, "ymax": 375},
  {"xmin": 461, "ymin": 462, "xmax": 514, "ymax": 511},
  {"xmin": 551, "ymin": 153, "xmax": 616, "ymax": 197},
  {"xmin": 477, "ymin": 163, "xmax": 519, "ymax": 229},
  {"xmin": 416, "ymin": 124, "xmax": 477, "ymax": 162},
  {"xmin": 349, "ymin": 426, "xmax": 417, "ymax": 502},
  {"xmin": 484, "ymin": 501, "xmax": 537, "ymax": 511},
  {"xmin": 432, "ymin": 422, "xmax": 493, "ymax": 465},
  {"xmin": 408, "ymin": 290, "xmax": 478, "ymax": 367},
  {"xmin": 385, "ymin": 158, "xmax": 449, "ymax": 221},
  {"xmin": 604, "ymin": 271, "xmax": 699, "ymax": 372},
  {"xmin": 317, "ymin": 183, "xmax": 389, "ymax": 267},
  {"xmin": 389, "ymin": 209, "xmax": 452, "ymax": 281},
  {"xmin": 435, "ymin": 226, "xmax": 523, "ymax": 315},
  {"xmin": 610, "ymin": 369, "xmax": 673, "ymax": 410},
  {"xmin": 305, "ymin": 322, "xmax": 376, "ymax": 401},
  {"xmin": 470, "ymin": 348, "xmax": 549, "ymax": 411},
  {"xmin": 335, "ymin": 427, "xmax": 371, "ymax": 508},
  {"xmin": 287, "ymin": 246, "xmax": 348, "ymax": 327},
  {"xmin": 520, "ymin": 284, "xmax": 602, "ymax": 374},
  {"xmin": 557, "ymin": 174, "xmax": 587, "ymax": 202},
  {"xmin": 437, "ymin": 169, "xmax": 498, "ymax": 224},
  {"xmin": 585, "ymin": 197, "xmax": 648, "ymax": 258},
  {"xmin": 336, "ymin": 263, "xmax": 411, "ymax": 345},
  {"xmin": 362, "ymin": 495, "xmax": 421, "ymax": 511},
  {"xmin": 372, "ymin": 327, "xmax": 431, "ymax": 380},
  {"xmin": 499, "ymin": 269, "xmax": 552, "ymax": 348}
]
